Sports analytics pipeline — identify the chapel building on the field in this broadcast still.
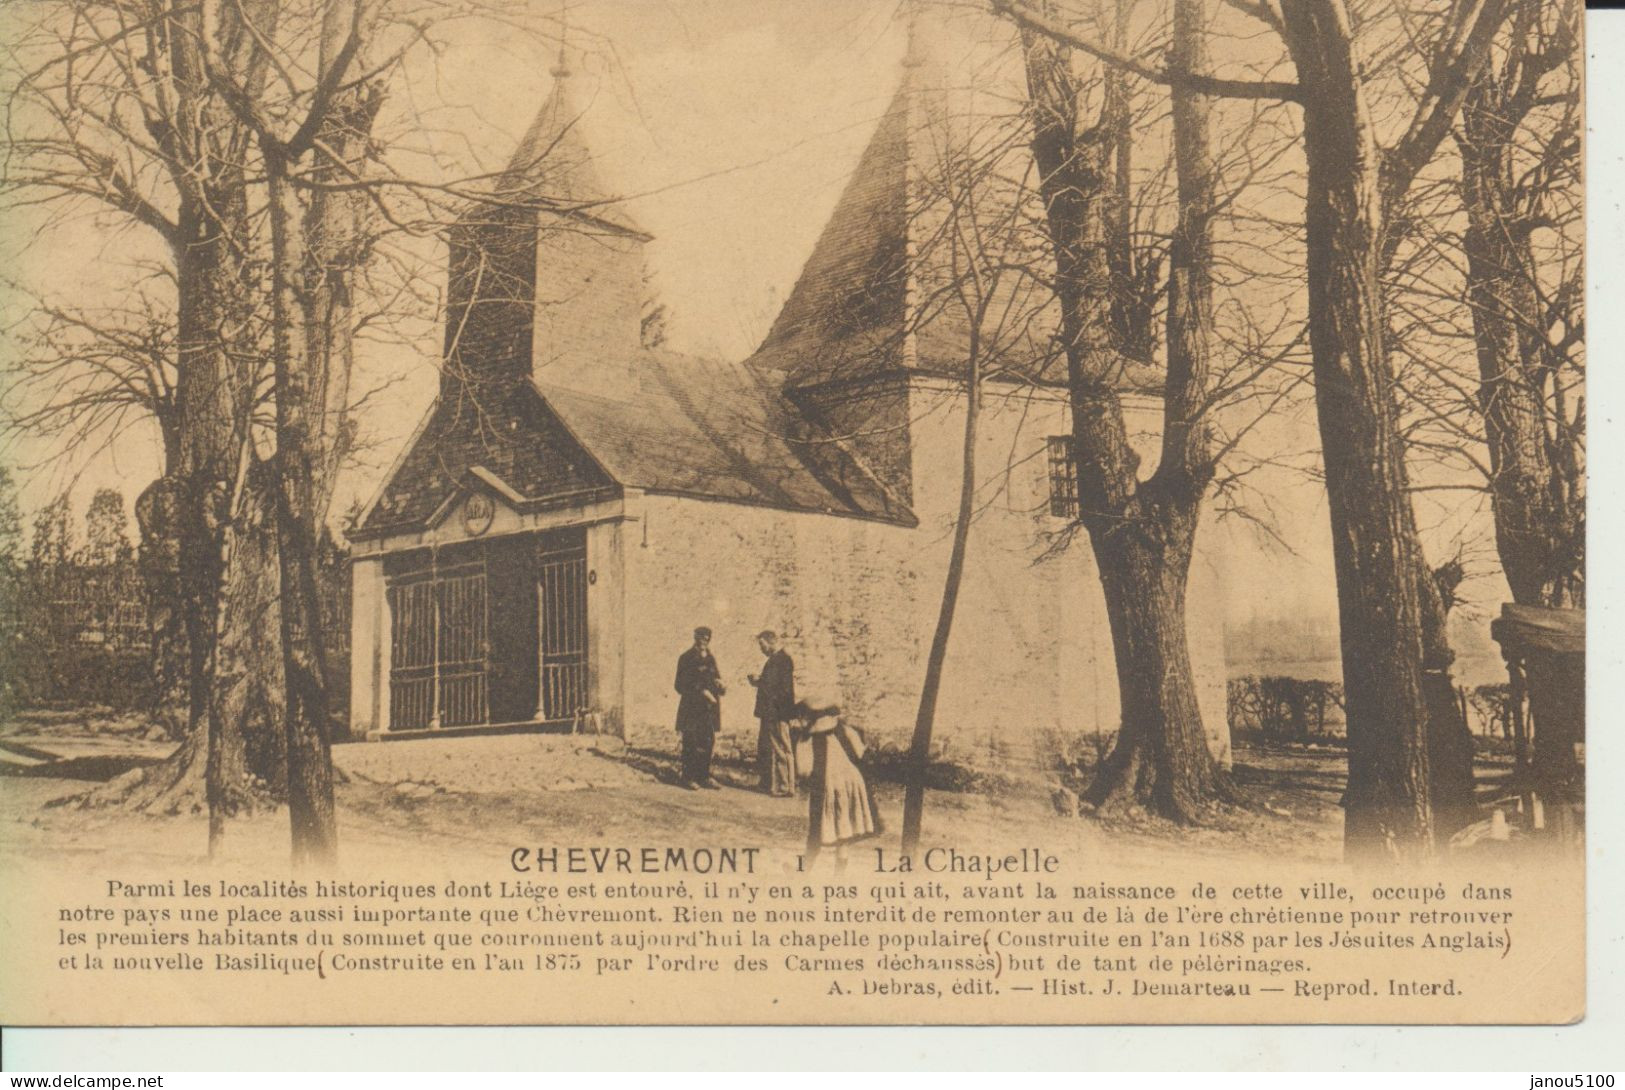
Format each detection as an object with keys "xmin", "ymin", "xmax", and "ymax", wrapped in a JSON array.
[{"xmin": 345, "ymin": 42, "xmax": 1231, "ymax": 764}]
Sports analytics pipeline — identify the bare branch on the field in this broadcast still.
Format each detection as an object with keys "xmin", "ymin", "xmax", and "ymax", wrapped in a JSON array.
[{"xmin": 990, "ymin": 0, "xmax": 1302, "ymax": 101}]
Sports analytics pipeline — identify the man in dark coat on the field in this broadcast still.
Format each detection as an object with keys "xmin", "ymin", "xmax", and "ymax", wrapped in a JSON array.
[
  {"xmin": 748, "ymin": 629, "xmax": 797, "ymax": 796},
  {"xmin": 674, "ymin": 627, "xmax": 725, "ymax": 790}
]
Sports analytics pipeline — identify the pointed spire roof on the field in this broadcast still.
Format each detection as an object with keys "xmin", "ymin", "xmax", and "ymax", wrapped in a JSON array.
[
  {"xmin": 746, "ymin": 14, "xmax": 1061, "ymax": 389},
  {"xmin": 493, "ymin": 60, "xmax": 646, "ymax": 238},
  {"xmin": 746, "ymin": 69, "xmax": 935, "ymax": 386}
]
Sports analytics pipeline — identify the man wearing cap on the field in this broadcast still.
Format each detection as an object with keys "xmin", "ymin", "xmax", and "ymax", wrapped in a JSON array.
[
  {"xmin": 748, "ymin": 630, "xmax": 797, "ymax": 797},
  {"xmin": 673, "ymin": 627, "xmax": 725, "ymax": 790}
]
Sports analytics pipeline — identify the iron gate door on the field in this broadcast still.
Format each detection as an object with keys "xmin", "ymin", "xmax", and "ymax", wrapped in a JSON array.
[
  {"xmin": 387, "ymin": 576, "xmax": 436, "ymax": 730},
  {"xmin": 537, "ymin": 540, "xmax": 588, "ymax": 721},
  {"xmin": 385, "ymin": 552, "xmax": 489, "ymax": 730},
  {"xmin": 436, "ymin": 564, "xmax": 489, "ymax": 727}
]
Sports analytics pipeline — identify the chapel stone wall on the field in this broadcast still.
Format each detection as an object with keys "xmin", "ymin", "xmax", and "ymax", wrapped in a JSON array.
[{"xmin": 617, "ymin": 494, "xmax": 923, "ymax": 753}]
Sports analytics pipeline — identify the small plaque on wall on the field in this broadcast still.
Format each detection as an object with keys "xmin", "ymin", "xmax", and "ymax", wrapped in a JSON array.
[{"xmin": 462, "ymin": 492, "xmax": 495, "ymax": 536}]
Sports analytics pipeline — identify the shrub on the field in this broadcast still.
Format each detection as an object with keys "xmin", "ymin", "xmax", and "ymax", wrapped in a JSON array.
[{"xmin": 1227, "ymin": 675, "xmax": 1344, "ymax": 740}]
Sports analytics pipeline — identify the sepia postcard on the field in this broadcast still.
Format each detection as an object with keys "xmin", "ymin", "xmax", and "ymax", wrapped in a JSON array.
[{"xmin": 0, "ymin": 0, "xmax": 1585, "ymax": 1027}]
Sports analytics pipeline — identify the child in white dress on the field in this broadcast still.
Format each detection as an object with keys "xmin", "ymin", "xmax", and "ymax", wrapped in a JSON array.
[{"xmin": 796, "ymin": 693, "xmax": 881, "ymax": 868}]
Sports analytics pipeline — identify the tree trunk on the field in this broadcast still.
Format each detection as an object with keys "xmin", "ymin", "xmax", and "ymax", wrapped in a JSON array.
[
  {"xmin": 218, "ymin": 0, "xmax": 377, "ymax": 865},
  {"xmin": 78, "ymin": 195, "xmax": 281, "ymax": 825},
  {"xmin": 1459, "ymin": 25, "xmax": 1582, "ymax": 614},
  {"xmin": 900, "ymin": 332, "xmax": 981, "ymax": 857},
  {"xmin": 1279, "ymin": 0, "xmax": 1435, "ymax": 859},
  {"xmin": 215, "ymin": 480, "xmax": 288, "ymax": 799},
  {"xmin": 1419, "ymin": 561, "xmax": 1476, "ymax": 838},
  {"xmin": 172, "ymin": 193, "xmax": 259, "ymax": 854},
  {"xmin": 1459, "ymin": 44, "xmax": 1584, "ymax": 797},
  {"xmin": 1086, "ymin": 500, "xmax": 1228, "ymax": 820},
  {"xmin": 257, "ymin": 0, "xmax": 378, "ymax": 865},
  {"xmin": 55, "ymin": 0, "xmax": 287, "ymax": 836},
  {"xmin": 135, "ymin": 477, "xmax": 188, "ymax": 737},
  {"xmin": 1461, "ymin": 204, "xmax": 1575, "ymax": 609},
  {"xmin": 1017, "ymin": 2, "xmax": 1231, "ymax": 822},
  {"xmin": 266, "ymin": 154, "xmax": 339, "ymax": 867},
  {"xmin": 153, "ymin": 0, "xmax": 283, "ymax": 854}
]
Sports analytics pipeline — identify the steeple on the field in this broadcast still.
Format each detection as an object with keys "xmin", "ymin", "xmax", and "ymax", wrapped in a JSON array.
[
  {"xmin": 735, "ymin": 7, "xmax": 961, "ymax": 505},
  {"xmin": 494, "ymin": 33, "xmax": 644, "ymax": 237},
  {"xmin": 747, "ymin": 5, "xmax": 965, "ymax": 388},
  {"xmin": 441, "ymin": 32, "xmax": 649, "ymax": 403},
  {"xmin": 744, "ymin": 7, "xmax": 1064, "ymax": 505}
]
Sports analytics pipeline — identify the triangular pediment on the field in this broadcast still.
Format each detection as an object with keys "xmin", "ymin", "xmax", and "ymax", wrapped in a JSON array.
[
  {"xmin": 351, "ymin": 383, "xmax": 620, "ymax": 539},
  {"xmin": 425, "ymin": 467, "xmax": 528, "ymax": 539}
]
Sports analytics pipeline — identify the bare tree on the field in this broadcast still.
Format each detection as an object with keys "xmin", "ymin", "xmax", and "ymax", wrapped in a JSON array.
[
  {"xmin": 1, "ymin": 280, "xmax": 180, "ymax": 474},
  {"xmin": 0, "ymin": 276, "xmax": 193, "ymax": 730},
  {"xmin": 195, "ymin": 0, "xmax": 386, "ymax": 864},
  {"xmin": 1, "ymin": 0, "xmax": 286, "ymax": 842},
  {"xmin": 898, "ymin": 82, "xmax": 1052, "ymax": 853},
  {"xmin": 997, "ymin": 0, "xmax": 1513, "ymax": 857},
  {"xmin": 4, "ymin": 0, "xmax": 606, "ymax": 859},
  {"xmin": 82, "ymin": 488, "xmax": 133, "ymax": 565},
  {"xmin": 996, "ymin": 0, "xmax": 1242, "ymax": 821},
  {"xmin": 1458, "ymin": 0, "xmax": 1583, "ymax": 791},
  {"xmin": 1278, "ymin": 0, "xmax": 1508, "ymax": 858},
  {"xmin": 1379, "ymin": 0, "xmax": 1581, "ymax": 800}
]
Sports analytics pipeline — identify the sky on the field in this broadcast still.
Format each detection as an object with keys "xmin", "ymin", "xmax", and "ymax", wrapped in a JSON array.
[
  {"xmin": 2, "ymin": 0, "xmax": 914, "ymax": 511},
  {"xmin": 0, "ymin": 0, "xmax": 1514, "ymax": 673}
]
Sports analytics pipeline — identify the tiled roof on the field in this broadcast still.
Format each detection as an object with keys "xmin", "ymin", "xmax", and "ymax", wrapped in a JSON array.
[
  {"xmin": 537, "ymin": 351, "xmax": 913, "ymax": 523},
  {"xmin": 357, "ymin": 381, "xmax": 616, "ymax": 537},
  {"xmin": 354, "ymin": 352, "xmax": 913, "ymax": 540},
  {"xmin": 747, "ymin": 67, "xmax": 1160, "ymax": 395}
]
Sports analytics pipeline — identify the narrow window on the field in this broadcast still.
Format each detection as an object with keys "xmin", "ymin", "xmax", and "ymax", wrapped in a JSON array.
[{"xmin": 1047, "ymin": 435, "xmax": 1078, "ymax": 518}]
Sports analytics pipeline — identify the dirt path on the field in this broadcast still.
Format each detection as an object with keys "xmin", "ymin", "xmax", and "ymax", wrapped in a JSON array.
[{"xmin": 1, "ymin": 709, "xmax": 1354, "ymax": 870}]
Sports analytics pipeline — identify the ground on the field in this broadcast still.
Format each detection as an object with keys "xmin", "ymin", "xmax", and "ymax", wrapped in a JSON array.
[{"xmin": 0, "ymin": 707, "xmax": 1527, "ymax": 869}]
